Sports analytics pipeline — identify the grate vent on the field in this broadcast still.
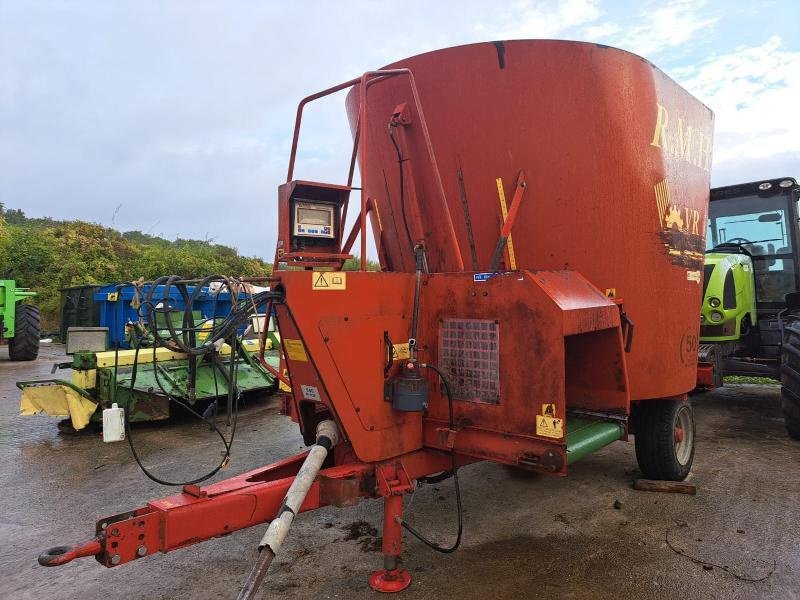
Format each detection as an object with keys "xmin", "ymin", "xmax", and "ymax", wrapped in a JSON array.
[{"xmin": 438, "ymin": 318, "xmax": 500, "ymax": 404}]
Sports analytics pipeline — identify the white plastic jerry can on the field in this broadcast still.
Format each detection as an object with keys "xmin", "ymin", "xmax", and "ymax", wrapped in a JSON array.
[{"xmin": 102, "ymin": 403, "xmax": 125, "ymax": 442}]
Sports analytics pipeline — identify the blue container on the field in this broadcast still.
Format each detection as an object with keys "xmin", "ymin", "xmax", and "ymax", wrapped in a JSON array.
[{"xmin": 95, "ymin": 284, "xmax": 245, "ymax": 348}]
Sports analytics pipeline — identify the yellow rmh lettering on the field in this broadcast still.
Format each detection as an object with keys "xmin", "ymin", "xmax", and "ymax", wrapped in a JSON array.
[
  {"xmin": 650, "ymin": 103, "xmax": 669, "ymax": 148},
  {"xmin": 650, "ymin": 103, "xmax": 710, "ymax": 173},
  {"xmin": 674, "ymin": 117, "xmax": 694, "ymax": 162},
  {"xmin": 696, "ymin": 133, "xmax": 712, "ymax": 172}
]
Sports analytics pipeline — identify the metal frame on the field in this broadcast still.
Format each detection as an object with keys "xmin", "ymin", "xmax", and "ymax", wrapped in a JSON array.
[{"xmin": 284, "ymin": 69, "xmax": 463, "ymax": 271}]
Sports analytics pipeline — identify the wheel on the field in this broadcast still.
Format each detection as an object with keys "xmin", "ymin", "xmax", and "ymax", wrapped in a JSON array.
[
  {"xmin": 634, "ymin": 398, "xmax": 695, "ymax": 481},
  {"xmin": 8, "ymin": 304, "xmax": 40, "ymax": 361},
  {"xmin": 779, "ymin": 320, "xmax": 800, "ymax": 439}
]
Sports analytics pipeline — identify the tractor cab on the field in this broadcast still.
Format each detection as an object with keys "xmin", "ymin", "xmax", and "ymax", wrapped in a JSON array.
[{"xmin": 701, "ymin": 177, "xmax": 800, "ymax": 374}]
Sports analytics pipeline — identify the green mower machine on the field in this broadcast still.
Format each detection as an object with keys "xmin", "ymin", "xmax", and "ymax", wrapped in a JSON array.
[
  {"xmin": 699, "ymin": 176, "xmax": 800, "ymax": 437},
  {"xmin": 0, "ymin": 279, "xmax": 40, "ymax": 361}
]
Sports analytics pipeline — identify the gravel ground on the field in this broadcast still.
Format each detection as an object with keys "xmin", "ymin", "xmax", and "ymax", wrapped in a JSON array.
[{"xmin": 1, "ymin": 343, "xmax": 798, "ymax": 599}]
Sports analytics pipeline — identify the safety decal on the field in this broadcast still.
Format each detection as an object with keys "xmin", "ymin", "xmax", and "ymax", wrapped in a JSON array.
[
  {"xmin": 392, "ymin": 342, "xmax": 410, "ymax": 361},
  {"xmin": 686, "ymin": 270, "xmax": 701, "ymax": 283},
  {"xmin": 312, "ymin": 271, "xmax": 346, "ymax": 290},
  {"xmin": 300, "ymin": 385, "xmax": 321, "ymax": 401},
  {"xmin": 284, "ymin": 339, "xmax": 308, "ymax": 362},
  {"xmin": 279, "ymin": 368, "xmax": 291, "ymax": 392},
  {"xmin": 536, "ymin": 414, "xmax": 564, "ymax": 439}
]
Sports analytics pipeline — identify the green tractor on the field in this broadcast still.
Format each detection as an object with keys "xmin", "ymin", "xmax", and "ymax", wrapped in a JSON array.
[
  {"xmin": 0, "ymin": 279, "xmax": 41, "ymax": 361},
  {"xmin": 699, "ymin": 176, "xmax": 800, "ymax": 437}
]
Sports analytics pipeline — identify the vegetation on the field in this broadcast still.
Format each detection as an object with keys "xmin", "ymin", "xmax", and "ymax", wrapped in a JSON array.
[
  {"xmin": 723, "ymin": 375, "xmax": 779, "ymax": 385},
  {"xmin": 0, "ymin": 204, "xmax": 272, "ymax": 329},
  {"xmin": 343, "ymin": 256, "xmax": 381, "ymax": 271}
]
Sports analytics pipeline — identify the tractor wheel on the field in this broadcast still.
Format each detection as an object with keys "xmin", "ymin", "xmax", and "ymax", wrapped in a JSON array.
[
  {"xmin": 779, "ymin": 321, "xmax": 800, "ymax": 440},
  {"xmin": 634, "ymin": 398, "xmax": 695, "ymax": 481},
  {"xmin": 8, "ymin": 304, "xmax": 40, "ymax": 361}
]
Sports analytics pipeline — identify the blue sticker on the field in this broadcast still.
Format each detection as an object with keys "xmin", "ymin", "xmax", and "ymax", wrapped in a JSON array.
[{"xmin": 473, "ymin": 272, "xmax": 498, "ymax": 282}]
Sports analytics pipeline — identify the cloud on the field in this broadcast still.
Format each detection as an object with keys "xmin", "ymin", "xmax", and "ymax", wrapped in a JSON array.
[
  {"xmin": 612, "ymin": 0, "xmax": 719, "ymax": 58},
  {"xmin": 672, "ymin": 35, "xmax": 800, "ymax": 183},
  {"xmin": 582, "ymin": 22, "xmax": 621, "ymax": 39},
  {"xmin": 473, "ymin": 0, "xmax": 603, "ymax": 38},
  {"xmin": 0, "ymin": 1, "xmax": 795, "ymax": 259}
]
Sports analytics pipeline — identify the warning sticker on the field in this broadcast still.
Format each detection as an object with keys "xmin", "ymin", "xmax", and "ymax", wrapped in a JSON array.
[
  {"xmin": 542, "ymin": 403, "xmax": 557, "ymax": 418},
  {"xmin": 284, "ymin": 339, "xmax": 308, "ymax": 362},
  {"xmin": 605, "ymin": 288, "xmax": 616, "ymax": 298},
  {"xmin": 300, "ymin": 385, "xmax": 321, "ymax": 401},
  {"xmin": 312, "ymin": 271, "xmax": 346, "ymax": 290},
  {"xmin": 536, "ymin": 414, "xmax": 564, "ymax": 439},
  {"xmin": 279, "ymin": 368, "xmax": 291, "ymax": 392},
  {"xmin": 392, "ymin": 343, "xmax": 410, "ymax": 361}
]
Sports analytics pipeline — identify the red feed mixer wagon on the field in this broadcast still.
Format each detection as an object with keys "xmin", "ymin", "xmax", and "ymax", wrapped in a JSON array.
[{"xmin": 39, "ymin": 40, "xmax": 713, "ymax": 596}]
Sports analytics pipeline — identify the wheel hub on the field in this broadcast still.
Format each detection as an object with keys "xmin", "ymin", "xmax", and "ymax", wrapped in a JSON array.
[{"xmin": 674, "ymin": 405, "xmax": 694, "ymax": 466}]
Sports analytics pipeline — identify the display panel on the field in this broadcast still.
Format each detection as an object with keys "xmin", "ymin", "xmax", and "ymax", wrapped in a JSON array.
[{"xmin": 293, "ymin": 200, "xmax": 336, "ymax": 238}]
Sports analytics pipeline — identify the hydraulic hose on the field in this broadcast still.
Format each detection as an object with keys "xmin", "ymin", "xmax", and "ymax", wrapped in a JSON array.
[
  {"xmin": 120, "ymin": 277, "xmax": 285, "ymax": 486},
  {"xmin": 397, "ymin": 363, "xmax": 463, "ymax": 554}
]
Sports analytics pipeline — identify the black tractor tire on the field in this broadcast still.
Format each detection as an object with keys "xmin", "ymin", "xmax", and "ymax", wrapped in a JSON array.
[
  {"xmin": 779, "ymin": 321, "xmax": 800, "ymax": 440},
  {"xmin": 634, "ymin": 398, "xmax": 695, "ymax": 481},
  {"xmin": 8, "ymin": 304, "xmax": 40, "ymax": 361}
]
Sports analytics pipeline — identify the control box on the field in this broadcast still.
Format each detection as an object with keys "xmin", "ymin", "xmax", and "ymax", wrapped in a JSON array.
[{"xmin": 276, "ymin": 180, "xmax": 351, "ymax": 265}]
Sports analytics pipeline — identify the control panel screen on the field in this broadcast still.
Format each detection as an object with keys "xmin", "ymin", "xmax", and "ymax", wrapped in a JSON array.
[{"xmin": 293, "ymin": 200, "xmax": 336, "ymax": 239}]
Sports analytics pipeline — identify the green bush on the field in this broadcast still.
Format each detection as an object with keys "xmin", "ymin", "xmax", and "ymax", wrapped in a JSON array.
[{"xmin": 0, "ymin": 204, "xmax": 272, "ymax": 329}]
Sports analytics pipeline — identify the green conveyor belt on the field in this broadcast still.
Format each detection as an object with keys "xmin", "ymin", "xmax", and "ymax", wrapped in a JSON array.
[{"xmin": 566, "ymin": 418, "xmax": 625, "ymax": 465}]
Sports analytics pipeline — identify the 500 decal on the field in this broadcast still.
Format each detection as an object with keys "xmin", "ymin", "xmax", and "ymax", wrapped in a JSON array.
[{"xmin": 680, "ymin": 331, "xmax": 699, "ymax": 367}]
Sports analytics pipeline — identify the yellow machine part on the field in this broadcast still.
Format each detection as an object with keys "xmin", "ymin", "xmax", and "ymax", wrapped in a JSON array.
[
  {"xmin": 72, "ymin": 369, "xmax": 97, "ymax": 389},
  {"xmin": 93, "ymin": 339, "xmax": 270, "ymax": 368},
  {"xmin": 94, "ymin": 347, "xmax": 185, "ymax": 368},
  {"xmin": 19, "ymin": 337, "xmax": 280, "ymax": 431},
  {"xmin": 19, "ymin": 385, "xmax": 98, "ymax": 430}
]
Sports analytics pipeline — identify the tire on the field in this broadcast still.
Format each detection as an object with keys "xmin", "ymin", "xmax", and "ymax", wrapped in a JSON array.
[
  {"xmin": 779, "ymin": 321, "xmax": 800, "ymax": 440},
  {"xmin": 634, "ymin": 398, "xmax": 695, "ymax": 481},
  {"xmin": 8, "ymin": 304, "xmax": 40, "ymax": 361}
]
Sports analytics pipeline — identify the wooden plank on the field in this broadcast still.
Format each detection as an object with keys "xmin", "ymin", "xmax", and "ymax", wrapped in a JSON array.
[{"xmin": 633, "ymin": 479, "xmax": 697, "ymax": 495}]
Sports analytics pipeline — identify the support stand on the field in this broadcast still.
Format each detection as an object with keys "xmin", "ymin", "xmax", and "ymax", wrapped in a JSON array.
[{"xmin": 369, "ymin": 493, "xmax": 411, "ymax": 592}]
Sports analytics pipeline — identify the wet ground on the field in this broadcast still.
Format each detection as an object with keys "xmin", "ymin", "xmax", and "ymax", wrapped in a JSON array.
[{"xmin": 1, "ymin": 343, "xmax": 798, "ymax": 599}]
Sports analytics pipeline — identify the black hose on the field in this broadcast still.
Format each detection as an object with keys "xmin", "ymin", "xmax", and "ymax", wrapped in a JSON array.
[
  {"xmin": 388, "ymin": 122, "xmax": 415, "ymax": 254},
  {"xmin": 123, "ymin": 338, "xmax": 235, "ymax": 486},
  {"xmin": 399, "ymin": 363, "xmax": 463, "ymax": 554},
  {"xmin": 115, "ymin": 277, "xmax": 282, "ymax": 486},
  {"xmin": 409, "ymin": 245, "xmax": 426, "ymax": 350},
  {"xmin": 140, "ymin": 275, "xmax": 280, "ymax": 355}
]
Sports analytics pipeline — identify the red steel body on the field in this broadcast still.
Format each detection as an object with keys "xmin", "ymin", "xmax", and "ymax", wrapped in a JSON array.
[{"xmin": 344, "ymin": 40, "xmax": 713, "ymax": 401}]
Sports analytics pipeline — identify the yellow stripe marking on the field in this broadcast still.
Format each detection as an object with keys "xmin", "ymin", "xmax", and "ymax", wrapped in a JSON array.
[{"xmin": 495, "ymin": 177, "xmax": 517, "ymax": 270}]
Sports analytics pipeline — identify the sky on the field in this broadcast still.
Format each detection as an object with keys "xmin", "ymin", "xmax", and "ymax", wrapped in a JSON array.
[{"xmin": 1, "ymin": 0, "xmax": 799, "ymax": 260}]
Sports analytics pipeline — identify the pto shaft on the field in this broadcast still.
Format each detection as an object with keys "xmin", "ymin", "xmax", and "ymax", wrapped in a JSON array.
[{"xmin": 237, "ymin": 419, "xmax": 340, "ymax": 600}]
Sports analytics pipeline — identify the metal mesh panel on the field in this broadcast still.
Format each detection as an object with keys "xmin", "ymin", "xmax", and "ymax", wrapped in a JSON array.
[{"xmin": 438, "ymin": 318, "xmax": 500, "ymax": 404}]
